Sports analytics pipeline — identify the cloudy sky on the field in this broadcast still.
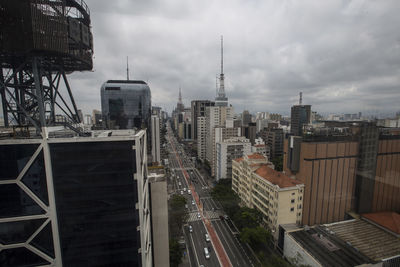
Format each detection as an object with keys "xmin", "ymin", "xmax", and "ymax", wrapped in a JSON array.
[{"xmin": 69, "ymin": 0, "xmax": 400, "ymax": 116}]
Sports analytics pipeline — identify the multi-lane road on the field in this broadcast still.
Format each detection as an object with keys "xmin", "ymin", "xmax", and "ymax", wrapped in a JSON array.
[{"xmin": 166, "ymin": 123, "xmax": 254, "ymax": 267}]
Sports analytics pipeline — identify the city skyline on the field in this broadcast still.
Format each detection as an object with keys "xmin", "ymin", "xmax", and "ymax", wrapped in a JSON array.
[{"xmin": 65, "ymin": 0, "xmax": 400, "ymax": 116}]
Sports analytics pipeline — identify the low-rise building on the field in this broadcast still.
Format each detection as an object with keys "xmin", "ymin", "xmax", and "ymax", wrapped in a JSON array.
[
  {"xmin": 279, "ymin": 213, "xmax": 400, "ymax": 267},
  {"xmin": 232, "ymin": 153, "xmax": 304, "ymax": 238}
]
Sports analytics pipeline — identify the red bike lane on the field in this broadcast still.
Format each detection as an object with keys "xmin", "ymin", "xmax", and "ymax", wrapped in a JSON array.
[{"xmin": 169, "ymin": 135, "xmax": 232, "ymax": 267}]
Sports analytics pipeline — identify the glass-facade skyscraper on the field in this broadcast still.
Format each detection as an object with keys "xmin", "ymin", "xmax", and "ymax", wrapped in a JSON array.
[
  {"xmin": 0, "ymin": 130, "xmax": 152, "ymax": 267},
  {"xmin": 101, "ymin": 80, "xmax": 151, "ymax": 130}
]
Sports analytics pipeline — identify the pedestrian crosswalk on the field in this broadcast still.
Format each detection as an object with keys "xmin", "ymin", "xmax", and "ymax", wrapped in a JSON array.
[{"xmin": 187, "ymin": 210, "xmax": 221, "ymax": 222}]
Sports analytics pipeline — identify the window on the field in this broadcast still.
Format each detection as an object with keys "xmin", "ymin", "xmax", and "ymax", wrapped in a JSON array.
[
  {"xmin": 291, "ymin": 192, "xmax": 295, "ymax": 195},
  {"xmin": 291, "ymin": 199, "xmax": 295, "ymax": 203},
  {"xmin": 290, "ymin": 207, "xmax": 294, "ymax": 212}
]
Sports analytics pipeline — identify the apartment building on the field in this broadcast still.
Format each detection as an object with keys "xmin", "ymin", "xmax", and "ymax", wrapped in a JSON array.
[
  {"xmin": 191, "ymin": 100, "xmax": 214, "ymax": 140},
  {"xmin": 197, "ymin": 116, "xmax": 207, "ymax": 160},
  {"xmin": 232, "ymin": 154, "xmax": 304, "ymax": 239},
  {"xmin": 205, "ymin": 106, "xmax": 236, "ymax": 176},
  {"xmin": 216, "ymin": 137, "xmax": 251, "ymax": 180}
]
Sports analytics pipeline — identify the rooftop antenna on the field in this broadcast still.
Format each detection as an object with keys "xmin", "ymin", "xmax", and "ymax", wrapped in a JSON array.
[
  {"xmin": 219, "ymin": 35, "xmax": 225, "ymax": 96},
  {"xmin": 221, "ymin": 35, "xmax": 224, "ymax": 75},
  {"xmin": 126, "ymin": 56, "xmax": 130, "ymax": 80},
  {"xmin": 299, "ymin": 92, "xmax": 303, "ymax": 105},
  {"xmin": 216, "ymin": 75, "xmax": 218, "ymax": 95}
]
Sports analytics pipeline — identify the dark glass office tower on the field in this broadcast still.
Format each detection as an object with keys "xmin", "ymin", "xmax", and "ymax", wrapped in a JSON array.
[
  {"xmin": 101, "ymin": 80, "xmax": 151, "ymax": 130},
  {"xmin": 0, "ymin": 130, "xmax": 152, "ymax": 267},
  {"xmin": 290, "ymin": 104, "xmax": 311, "ymax": 136}
]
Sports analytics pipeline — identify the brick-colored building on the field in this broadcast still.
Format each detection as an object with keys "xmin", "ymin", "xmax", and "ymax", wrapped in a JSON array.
[{"xmin": 284, "ymin": 122, "xmax": 400, "ymax": 226}]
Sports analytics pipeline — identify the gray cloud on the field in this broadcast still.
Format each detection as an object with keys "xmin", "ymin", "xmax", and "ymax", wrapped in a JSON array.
[{"xmin": 68, "ymin": 0, "xmax": 400, "ymax": 117}]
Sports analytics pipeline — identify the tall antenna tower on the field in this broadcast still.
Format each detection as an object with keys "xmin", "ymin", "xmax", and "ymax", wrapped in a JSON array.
[
  {"xmin": 215, "ymin": 35, "xmax": 228, "ymax": 106},
  {"xmin": 299, "ymin": 92, "xmax": 303, "ymax": 105},
  {"xmin": 216, "ymin": 75, "xmax": 219, "ymax": 95},
  {"xmin": 219, "ymin": 35, "xmax": 225, "ymax": 95},
  {"xmin": 126, "ymin": 56, "xmax": 130, "ymax": 80}
]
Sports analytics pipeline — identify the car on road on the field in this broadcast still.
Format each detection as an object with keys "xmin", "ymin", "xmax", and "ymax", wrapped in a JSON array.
[
  {"xmin": 178, "ymin": 182, "xmax": 181, "ymax": 186},
  {"xmin": 197, "ymin": 212, "xmax": 201, "ymax": 218},
  {"xmin": 204, "ymin": 247, "xmax": 210, "ymax": 259},
  {"xmin": 205, "ymin": 234, "xmax": 210, "ymax": 242},
  {"xmin": 189, "ymin": 225, "xmax": 193, "ymax": 233},
  {"xmin": 192, "ymin": 200, "xmax": 195, "ymax": 205},
  {"xmin": 180, "ymin": 190, "xmax": 183, "ymax": 195},
  {"xmin": 183, "ymin": 187, "xmax": 187, "ymax": 192},
  {"xmin": 187, "ymin": 190, "xmax": 191, "ymax": 195}
]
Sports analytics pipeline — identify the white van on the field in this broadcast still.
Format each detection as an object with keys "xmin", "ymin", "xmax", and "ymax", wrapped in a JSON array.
[{"xmin": 204, "ymin": 247, "xmax": 210, "ymax": 259}]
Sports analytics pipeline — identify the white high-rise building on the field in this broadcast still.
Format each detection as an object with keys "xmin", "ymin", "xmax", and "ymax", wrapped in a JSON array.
[
  {"xmin": 205, "ymin": 106, "xmax": 236, "ymax": 176},
  {"xmin": 216, "ymin": 137, "xmax": 251, "ymax": 181},
  {"xmin": 151, "ymin": 115, "xmax": 160, "ymax": 163},
  {"xmin": 197, "ymin": 116, "xmax": 207, "ymax": 160}
]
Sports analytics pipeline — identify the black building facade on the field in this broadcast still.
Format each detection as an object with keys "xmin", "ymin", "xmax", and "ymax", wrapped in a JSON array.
[{"xmin": 0, "ymin": 130, "xmax": 151, "ymax": 267}]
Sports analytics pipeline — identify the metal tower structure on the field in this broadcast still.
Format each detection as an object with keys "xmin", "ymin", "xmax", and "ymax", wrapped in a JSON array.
[
  {"xmin": 299, "ymin": 92, "xmax": 303, "ymax": 105},
  {"xmin": 0, "ymin": 0, "xmax": 93, "ymax": 137},
  {"xmin": 126, "ymin": 56, "xmax": 131, "ymax": 80},
  {"xmin": 177, "ymin": 86, "xmax": 184, "ymax": 112},
  {"xmin": 215, "ymin": 35, "xmax": 228, "ymax": 107}
]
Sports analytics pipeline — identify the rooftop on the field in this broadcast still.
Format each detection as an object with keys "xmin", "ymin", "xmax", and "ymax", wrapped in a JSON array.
[
  {"xmin": 254, "ymin": 165, "xmax": 302, "ymax": 188},
  {"xmin": 106, "ymin": 80, "xmax": 147, "ymax": 84},
  {"xmin": 289, "ymin": 226, "xmax": 371, "ymax": 267},
  {"xmin": 247, "ymin": 153, "xmax": 266, "ymax": 160},
  {"xmin": 233, "ymin": 157, "xmax": 244, "ymax": 163},
  {"xmin": 325, "ymin": 219, "xmax": 400, "ymax": 261},
  {"xmin": 362, "ymin": 212, "xmax": 400, "ymax": 235}
]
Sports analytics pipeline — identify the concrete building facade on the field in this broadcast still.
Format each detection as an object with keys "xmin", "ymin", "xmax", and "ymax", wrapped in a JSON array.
[
  {"xmin": 232, "ymin": 154, "xmax": 303, "ymax": 238},
  {"xmin": 205, "ymin": 106, "xmax": 235, "ymax": 175},
  {"xmin": 190, "ymin": 100, "xmax": 214, "ymax": 141},
  {"xmin": 151, "ymin": 115, "xmax": 160, "ymax": 164},
  {"xmin": 261, "ymin": 128, "xmax": 284, "ymax": 160},
  {"xmin": 283, "ymin": 122, "xmax": 400, "ymax": 226},
  {"xmin": 216, "ymin": 137, "xmax": 251, "ymax": 181},
  {"xmin": 197, "ymin": 116, "xmax": 207, "ymax": 160}
]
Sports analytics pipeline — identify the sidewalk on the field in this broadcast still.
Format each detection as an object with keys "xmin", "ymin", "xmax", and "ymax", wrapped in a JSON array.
[{"xmin": 179, "ymin": 247, "xmax": 191, "ymax": 267}]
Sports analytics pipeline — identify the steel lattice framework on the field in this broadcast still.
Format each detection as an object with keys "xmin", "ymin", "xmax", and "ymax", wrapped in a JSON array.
[{"xmin": 0, "ymin": 0, "xmax": 93, "ymax": 136}]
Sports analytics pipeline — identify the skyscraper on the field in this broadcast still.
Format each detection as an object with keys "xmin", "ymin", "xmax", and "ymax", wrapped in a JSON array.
[
  {"xmin": 191, "ymin": 100, "xmax": 214, "ymax": 141},
  {"xmin": 284, "ymin": 121, "xmax": 400, "ymax": 226},
  {"xmin": 290, "ymin": 92, "xmax": 311, "ymax": 136},
  {"xmin": 100, "ymin": 80, "xmax": 151, "ymax": 130},
  {"xmin": 290, "ymin": 105, "xmax": 311, "ymax": 136},
  {"xmin": 0, "ymin": 130, "xmax": 153, "ymax": 267},
  {"xmin": 151, "ymin": 115, "xmax": 161, "ymax": 164}
]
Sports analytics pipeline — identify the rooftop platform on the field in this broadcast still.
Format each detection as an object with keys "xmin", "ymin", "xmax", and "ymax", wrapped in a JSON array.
[
  {"xmin": 325, "ymin": 218, "xmax": 400, "ymax": 261},
  {"xmin": 290, "ymin": 225, "xmax": 371, "ymax": 267}
]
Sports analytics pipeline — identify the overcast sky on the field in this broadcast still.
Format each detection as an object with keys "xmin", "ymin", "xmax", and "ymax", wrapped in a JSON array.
[{"xmin": 69, "ymin": 0, "xmax": 400, "ymax": 116}]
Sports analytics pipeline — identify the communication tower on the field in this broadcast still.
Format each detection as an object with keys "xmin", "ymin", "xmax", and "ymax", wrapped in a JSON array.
[{"xmin": 0, "ymin": 0, "xmax": 94, "ymax": 137}]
